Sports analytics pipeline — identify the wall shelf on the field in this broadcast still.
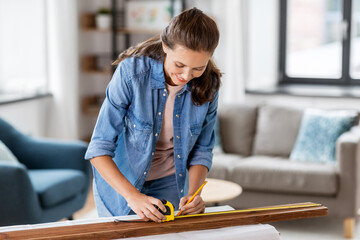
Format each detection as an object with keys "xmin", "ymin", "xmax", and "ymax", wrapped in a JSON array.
[
  {"xmin": 82, "ymin": 95, "xmax": 104, "ymax": 117},
  {"xmin": 79, "ymin": 0, "xmax": 185, "ymax": 140}
]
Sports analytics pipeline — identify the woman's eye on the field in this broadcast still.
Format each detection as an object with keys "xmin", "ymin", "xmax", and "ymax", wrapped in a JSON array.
[
  {"xmin": 175, "ymin": 64, "xmax": 184, "ymax": 68},
  {"xmin": 194, "ymin": 68, "xmax": 204, "ymax": 71}
]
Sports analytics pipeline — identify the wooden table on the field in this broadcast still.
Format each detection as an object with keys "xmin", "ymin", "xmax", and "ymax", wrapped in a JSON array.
[
  {"xmin": 0, "ymin": 204, "xmax": 327, "ymax": 239},
  {"xmin": 201, "ymin": 178, "xmax": 242, "ymax": 205}
]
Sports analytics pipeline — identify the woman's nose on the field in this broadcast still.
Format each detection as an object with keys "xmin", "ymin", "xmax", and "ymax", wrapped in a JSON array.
[{"xmin": 181, "ymin": 70, "xmax": 192, "ymax": 81}]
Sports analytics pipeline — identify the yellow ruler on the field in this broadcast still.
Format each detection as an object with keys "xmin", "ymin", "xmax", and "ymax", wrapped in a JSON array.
[{"xmin": 175, "ymin": 203, "xmax": 323, "ymax": 219}]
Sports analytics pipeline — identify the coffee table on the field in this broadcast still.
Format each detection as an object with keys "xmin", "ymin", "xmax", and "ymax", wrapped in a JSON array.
[{"xmin": 201, "ymin": 178, "xmax": 242, "ymax": 205}]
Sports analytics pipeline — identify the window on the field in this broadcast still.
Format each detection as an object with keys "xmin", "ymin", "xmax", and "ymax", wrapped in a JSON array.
[
  {"xmin": 279, "ymin": 0, "xmax": 360, "ymax": 85},
  {"xmin": 350, "ymin": 0, "xmax": 360, "ymax": 78},
  {"xmin": 0, "ymin": 0, "xmax": 48, "ymax": 95}
]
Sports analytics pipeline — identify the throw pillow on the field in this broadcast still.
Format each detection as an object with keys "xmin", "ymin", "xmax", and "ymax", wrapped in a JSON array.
[
  {"xmin": 252, "ymin": 105, "xmax": 303, "ymax": 157},
  {"xmin": 0, "ymin": 140, "xmax": 19, "ymax": 164},
  {"xmin": 290, "ymin": 109, "xmax": 357, "ymax": 164},
  {"xmin": 214, "ymin": 117, "xmax": 222, "ymax": 147},
  {"xmin": 218, "ymin": 104, "xmax": 258, "ymax": 156}
]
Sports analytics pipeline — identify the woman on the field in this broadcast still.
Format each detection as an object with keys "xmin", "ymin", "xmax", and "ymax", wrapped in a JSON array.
[{"xmin": 85, "ymin": 7, "xmax": 221, "ymax": 223}]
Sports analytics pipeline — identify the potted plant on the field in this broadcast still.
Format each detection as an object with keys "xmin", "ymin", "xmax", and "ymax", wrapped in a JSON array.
[{"xmin": 96, "ymin": 7, "xmax": 111, "ymax": 30}]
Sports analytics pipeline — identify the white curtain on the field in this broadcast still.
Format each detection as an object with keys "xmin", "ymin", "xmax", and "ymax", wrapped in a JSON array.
[
  {"xmin": 194, "ymin": 0, "xmax": 246, "ymax": 104},
  {"xmin": 45, "ymin": 0, "xmax": 79, "ymax": 139}
]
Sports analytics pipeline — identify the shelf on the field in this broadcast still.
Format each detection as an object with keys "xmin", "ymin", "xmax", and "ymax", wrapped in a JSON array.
[
  {"xmin": 81, "ymin": 55, "xmax": 113, "ymax": 75},
  {"xmin": 117, "ymin": 27, "xmax": 161, "ymax": 35},
  {"xmin": 81, "ymin": 13, "xmax": 161, "ymax": 35},
  {"xmin": 82, "ymin": 95, "xmax": 104, "ymax": 116},
  {"xmin": 83, "ymin": 26, "xmax": 161, "ymax": 35}
]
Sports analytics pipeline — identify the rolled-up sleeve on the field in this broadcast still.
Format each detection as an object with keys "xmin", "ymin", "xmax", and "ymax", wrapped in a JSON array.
[
  {"xmin": 187, "ymin": 91, "xmax": 219, "ymax": 171},
  {"xmin": 85, "ymin": 63, "xmax": 133, "ymax": 160}
]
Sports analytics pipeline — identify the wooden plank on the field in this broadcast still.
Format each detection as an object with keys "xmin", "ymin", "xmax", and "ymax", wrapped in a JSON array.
[{"xmin": 0, "ymin": 203, "xmax": 328, "ymax": 240}]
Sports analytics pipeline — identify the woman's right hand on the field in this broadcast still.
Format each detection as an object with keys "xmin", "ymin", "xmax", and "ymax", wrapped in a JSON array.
[{"xmin": 126, "ymin": 192, "xmax": 167, "ymax": 223}]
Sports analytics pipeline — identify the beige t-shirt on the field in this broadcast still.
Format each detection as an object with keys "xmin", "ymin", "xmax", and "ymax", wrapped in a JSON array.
[{"xmin": 146, "ymin": 84, "xmax": 184, "ymax": 181}]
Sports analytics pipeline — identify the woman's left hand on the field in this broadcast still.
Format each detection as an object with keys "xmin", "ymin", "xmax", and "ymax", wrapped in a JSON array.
[{"xmin": 178, "ymin": 195, "xmax": 205, "ymax": 215}]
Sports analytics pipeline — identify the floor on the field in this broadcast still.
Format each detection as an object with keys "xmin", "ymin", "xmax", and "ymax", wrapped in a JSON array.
[{"xmin": 72, "ymin": 187, "xmax": 360, "ymax": 239}]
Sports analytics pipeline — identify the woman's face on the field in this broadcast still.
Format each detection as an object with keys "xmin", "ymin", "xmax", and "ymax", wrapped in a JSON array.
[{"xmin": 162, "ymin": 43, "xmax": 212, "ymax": 86}]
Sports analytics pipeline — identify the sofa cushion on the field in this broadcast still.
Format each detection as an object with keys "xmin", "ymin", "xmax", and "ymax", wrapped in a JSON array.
[
  {"xmin": 208, "ymin": 152, "xmax": 243, "ymax": 180},
  {"xmin": 252, "ymin": 105, "xmax": 303, "ymax": 157},
  {"xmin": 218, "ymin": 104, "xmax": 257, "ymax": 156},
  {"xmin": 229, "ymin": 156, "xmax": 337, "ymax": 196},
  {"xmin": 29, "ymin": 169, "xmax": 86, "ymax": 208},
  {"xmin": 290, "ymin": 108, "xmax": 357, "ymax": 164}
]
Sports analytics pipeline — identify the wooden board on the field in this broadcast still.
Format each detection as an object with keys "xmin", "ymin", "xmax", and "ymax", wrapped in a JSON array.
[{"xmin": 0, "ymin": 202, "xmax": 328, "ymax": 240}]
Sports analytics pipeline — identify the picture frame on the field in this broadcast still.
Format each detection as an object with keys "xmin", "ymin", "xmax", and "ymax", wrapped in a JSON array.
[{"xmin": 126, "ymin": 0, "xmax": 182, "ymax": 30}]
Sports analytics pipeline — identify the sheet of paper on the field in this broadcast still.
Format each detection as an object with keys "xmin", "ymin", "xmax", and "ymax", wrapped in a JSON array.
[{"xmin": 119, "ymin": 225, "xmax": 280, "ymax": 240}]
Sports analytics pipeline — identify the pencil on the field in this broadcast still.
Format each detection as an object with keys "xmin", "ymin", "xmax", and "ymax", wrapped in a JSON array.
[{"xmin": 176, "ymin": 180, "xmax": 208, "ymax": 216}]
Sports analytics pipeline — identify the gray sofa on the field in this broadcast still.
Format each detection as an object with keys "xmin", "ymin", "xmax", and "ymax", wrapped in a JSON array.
[{"xmin": 208, "ymin": 103, "xmax": 360, "ymax": 238}]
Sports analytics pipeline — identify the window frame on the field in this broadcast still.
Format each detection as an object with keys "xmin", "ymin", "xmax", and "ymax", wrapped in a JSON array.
[{"xmin": 279, "ymin": 0, "xmax": 358, "ymax": 86}]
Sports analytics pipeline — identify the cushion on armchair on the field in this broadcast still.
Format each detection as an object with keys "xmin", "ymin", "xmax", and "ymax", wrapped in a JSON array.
[
  {"xmin": 28, "ymin": 169, "xmax": 87, "ymax": 208},
  {"xmin": 290, "ymin": 108, "xmax": 357, "ymax": 164}
]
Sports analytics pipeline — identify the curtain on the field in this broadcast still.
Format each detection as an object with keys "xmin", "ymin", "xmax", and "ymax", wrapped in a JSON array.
[
  {"xmin": 45, "ymin": 0, "xmax": 79, "ymax": 139},
  {"xmin": 193, "ymin": 0, "xmax": 246, "ymax": 104}
]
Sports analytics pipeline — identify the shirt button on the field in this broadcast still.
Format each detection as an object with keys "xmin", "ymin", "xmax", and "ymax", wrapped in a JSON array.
[
  {"xmin": 179, "ymin": 173, "xmax": 183, "ymax": 177},
  {"xmin": 155, "ymin": 133, "xmax": 158, "ymax": 137},
  {"xmin": 178, "ymin": 95, "xmax": 181, "ymax": 98},
  {"xmin": 176, "ymin": 114, "xmax": 179, "ymax": 118},
  {"xmin": 181, "ymin": 189, "xmax": 183, "ymax": 193},
  {"xmin": 163, "ymin": 93, "xmax": 166, "ymax": 96},
  {"xmin": 152, "ymin": 152, "xmax": 154, "ymax": 155},
  {"xmin": 133, "ymin": 124, "xmax": 136, "ymax": 128},
  {"xmin": 177, "ymin": 155, "xmax": 181, "ymax": 158},
  {"xmin": 164, "ymin": 89, "xmax": 167, "ymax": 92},
  {"xmin": 144, "ymin": 172, "xmax": 146, "ymax": 175},
  {"xmin": 158, "ymin": 112, "xmax": 162, "ymax": 115},
  {"xmin": 176, "ymin": 136, "xmax": 180, "ymax": 139}
]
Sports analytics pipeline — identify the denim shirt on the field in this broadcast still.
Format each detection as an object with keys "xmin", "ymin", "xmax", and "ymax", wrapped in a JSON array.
[{"xmin": 85, "ymin": 56, "xmax": 218, "ymax": 216}]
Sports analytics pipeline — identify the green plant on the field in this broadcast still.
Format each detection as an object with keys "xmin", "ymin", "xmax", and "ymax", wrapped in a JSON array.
[{"xmin": 98, "ymin": 8, "xmax": 111, "ymax": 15}]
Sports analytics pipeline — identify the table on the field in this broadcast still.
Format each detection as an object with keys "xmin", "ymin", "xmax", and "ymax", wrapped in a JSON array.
[{"xmin": 201, "ymin": 178, "xmax": 242, "ymax": 205}]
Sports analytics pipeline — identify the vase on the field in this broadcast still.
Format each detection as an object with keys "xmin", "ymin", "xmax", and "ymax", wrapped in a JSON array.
[{"xmin": 96, "ymin": 14, "xmax": 111, "ymax": 29}]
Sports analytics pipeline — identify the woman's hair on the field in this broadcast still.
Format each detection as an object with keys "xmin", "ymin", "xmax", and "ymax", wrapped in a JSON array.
[{"xmin": 113, "ymin": 7, "xmax": 221, "ymax": 105}]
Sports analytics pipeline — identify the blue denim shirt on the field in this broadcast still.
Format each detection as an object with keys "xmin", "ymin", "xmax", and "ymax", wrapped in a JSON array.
[{"xmin": 85, "ymin": 56, "xmax": 218, "ymax": 216}]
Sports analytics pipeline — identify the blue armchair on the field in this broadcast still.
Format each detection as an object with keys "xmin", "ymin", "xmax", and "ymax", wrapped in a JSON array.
[{"xmin": 0, "ymin": 118, "xmax": 91, "ymax": 227}]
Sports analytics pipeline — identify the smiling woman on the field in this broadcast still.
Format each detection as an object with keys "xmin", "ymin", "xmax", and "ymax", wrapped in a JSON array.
[
  {"xmin": 0, "ymin": 0, "xmax": 48, "ymax": 96},
  {"xmin": 86, "ymin": 7, "xmax": 222, "ymax": 223}
]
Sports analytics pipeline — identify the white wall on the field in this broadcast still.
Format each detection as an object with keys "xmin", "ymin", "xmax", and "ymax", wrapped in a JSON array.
[{"xmin": 0, "ymin": 99, "xmax": 49, "ymax": 137}]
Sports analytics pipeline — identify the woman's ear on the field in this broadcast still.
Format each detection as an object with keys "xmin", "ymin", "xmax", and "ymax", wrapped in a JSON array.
[{"xmin": 162, "ymin": 42, "xmax": 168, "ymax": 54}]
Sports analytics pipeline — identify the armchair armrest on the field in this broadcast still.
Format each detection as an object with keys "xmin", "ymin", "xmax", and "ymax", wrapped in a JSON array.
[
  {"xmin": 0, "ymin": 162, "xmax": 42, "ymax": 225},
  {"xmin": 336, "ymin": 126, "xmax": 360, "ymax": 216}
]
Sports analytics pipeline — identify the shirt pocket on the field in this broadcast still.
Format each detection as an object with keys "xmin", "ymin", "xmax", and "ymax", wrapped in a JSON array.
[
  {"xmin": 187, "ymin": 123, "xmax": 203, "ymax": 150},
  {"xmin": 124, "ymin": 112, "xmax": 152, "ymax": 154}
]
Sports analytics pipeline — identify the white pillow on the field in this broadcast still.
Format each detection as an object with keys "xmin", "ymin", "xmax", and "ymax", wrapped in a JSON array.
[{"xmin": 0, "ymin": 140, "xmax": 19, "ymax": 164}]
